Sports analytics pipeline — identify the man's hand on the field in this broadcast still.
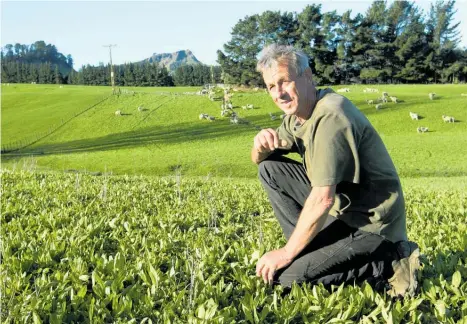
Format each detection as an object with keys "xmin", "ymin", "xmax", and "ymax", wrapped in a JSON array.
[
  {"xmin": 253, "ymin": 129, "xmax": 288, "ymax": 153},
  {"xmin": 256, "ymin": 247, "xmax": 293, "ymax": 284}
]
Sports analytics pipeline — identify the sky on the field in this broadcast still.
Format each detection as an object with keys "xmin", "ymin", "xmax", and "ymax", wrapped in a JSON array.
[{"xmin": 1, "ymin": 0, "xmax": 466, "ymax": 69}]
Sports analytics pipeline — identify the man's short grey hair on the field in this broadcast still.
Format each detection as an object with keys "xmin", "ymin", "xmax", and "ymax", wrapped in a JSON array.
[{"xmin": 256, "ymin": 44, "xmax": 309, "ymax": 76}]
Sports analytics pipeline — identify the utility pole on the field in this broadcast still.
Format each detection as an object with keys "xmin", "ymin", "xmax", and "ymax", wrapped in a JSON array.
[{"xmin": 103, "ymin": 44, "xmax": 117, "ymax": 93}]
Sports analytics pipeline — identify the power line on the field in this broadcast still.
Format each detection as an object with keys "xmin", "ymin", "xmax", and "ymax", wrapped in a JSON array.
[{"xmin": 103, "ymin": 44, "xmax": 117, "ymax": 93}]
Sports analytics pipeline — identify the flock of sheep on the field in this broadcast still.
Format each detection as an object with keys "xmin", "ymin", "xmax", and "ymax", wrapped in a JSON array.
[
  {"xmin": 345, "ymin": 88, "xmax": 460, "ymax": 133},
  {"xmin": 197, "ymin": 86, "xmax": 280, "ymax": 125},
  {"xmin": 113, "ymin": 85, "xmax": 461, "ymax": 135}
]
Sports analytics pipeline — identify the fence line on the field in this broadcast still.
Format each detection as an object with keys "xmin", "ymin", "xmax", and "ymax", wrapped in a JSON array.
[{"xmin": 1, "ymin": 94, "xmax": 112, "ymax": 154}]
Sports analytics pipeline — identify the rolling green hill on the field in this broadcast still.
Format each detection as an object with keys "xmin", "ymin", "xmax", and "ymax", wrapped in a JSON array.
[{"xmin": 2, "ymin": 83, "xmax": 466, "ymax": 178}]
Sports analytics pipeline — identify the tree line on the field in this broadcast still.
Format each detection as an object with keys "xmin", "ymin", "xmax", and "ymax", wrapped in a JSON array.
[
  {"xmin": 1, "ymin": 41, "xmax": 221, "ymax": 86},
  {"xmin": 217, "ymin": 0, "xmax": 467, "ymax": 86},
  {"xmin": 3, "ymin": 1, "xmax": 466, "ymax": 87}
]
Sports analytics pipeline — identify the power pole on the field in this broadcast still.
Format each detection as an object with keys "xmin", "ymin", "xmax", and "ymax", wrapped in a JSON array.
[{"xmin": 103, "ymin": 44, "xmax": 117, "ymax": 93}]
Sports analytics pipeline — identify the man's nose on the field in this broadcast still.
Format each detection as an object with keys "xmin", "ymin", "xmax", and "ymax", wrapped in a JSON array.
[{"xmin": 274, "ymin": 85, "xmax": 285, "ymax": 98}]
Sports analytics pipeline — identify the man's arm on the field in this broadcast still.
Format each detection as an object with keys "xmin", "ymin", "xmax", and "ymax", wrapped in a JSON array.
[
  {"xmin": 255, "ymin": 184, "xmax": 336, "ymax": 284},
  {"xmin": 251, "ymin": 146, "xmax": 273, "ymax": 164},
  {"xmin": 283, "ymin": 185, "xmax": 336, "ymax": 260}
]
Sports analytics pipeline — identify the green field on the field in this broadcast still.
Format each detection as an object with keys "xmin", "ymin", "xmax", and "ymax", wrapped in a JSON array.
[
  {"xmin": 2, "ymin": 83, "xmax": 466, "ymax": 178},
  {"xmin": 1, "ymin": 84, "xmax": 467, "ymax": 322},
  {"xmin": 1, "ymin": 171, "xmax": 466, "ymax": 322}
]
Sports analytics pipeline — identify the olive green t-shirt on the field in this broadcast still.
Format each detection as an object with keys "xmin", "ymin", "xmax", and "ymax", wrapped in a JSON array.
[{"xmin": 276, "ymin": 88, "xmax": 407, "ymax": 243}]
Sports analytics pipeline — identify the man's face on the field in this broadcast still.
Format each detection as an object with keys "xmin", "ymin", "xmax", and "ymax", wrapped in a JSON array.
[{"xmin": 262, "ymin": 63, "xmax": 314, "ymax": 118}]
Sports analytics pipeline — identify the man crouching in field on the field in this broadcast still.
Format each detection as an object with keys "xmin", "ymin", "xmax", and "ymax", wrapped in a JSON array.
[{"xmin": 252, "ymin": 44, "xmax": 420, "ymax": 297}]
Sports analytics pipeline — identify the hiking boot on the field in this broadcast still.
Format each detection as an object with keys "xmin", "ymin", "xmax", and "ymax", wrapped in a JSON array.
[{"xmin": 387, "ymin": 241, "xmax": 420, "ymax": 298}]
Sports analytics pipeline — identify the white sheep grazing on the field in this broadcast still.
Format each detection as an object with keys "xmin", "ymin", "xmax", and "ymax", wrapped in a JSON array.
[
  {"xmin": 417, "ymin": 127, "xmax": 429, "ymax": 133},
  {"xmin": 409, "ymin": 112, "xmax": 419, "ymax": 120},
  {"xmin": 375, "ymin": 104, "xmax": 383, "ymax": 110},
  {"xmin": 337, "ymin": 88, "xmax": 350, "ymax": 93},
  {"xmin": 115, "ymin": 110, "xmax": 122, "ymax": 116},
  {"xmin": 381, "ymin": 97, "xmax": 388, "ymax": 103},
  {"xmin": 207, "ymin": 116, "xmax": 215, "ymax": 122},
  {"xmin": 442, "ymin": 115, "xmax": 455, "ymax": 123},
  {"xmin": 241, "ymin": 105, "xmax": 247, "ymax": 110},
  {"xmin": 389, "ymin": 96, "xmax": 398, "ymax": 103},
  {"xmin": 230, "ymin": 116, "xmax": 239, "ymax": 124},
  {"xmin": 366, "ymin": 99, "xmax": 374, "ymax": 105},
  {"xmin": 429, "ymin": 93, "xmax": 436, "ymax": 100},
  {"xmin": 246, "ymin": 104, "xmax": 254, "ymax": 109},
  {"xmin": 199, "ymin": 113, "xmax": 208, "ymax": 120},
  {"xmin": 363, "ymin": 88, "xmax": 379, "ymax": 93},
  {"xmin": 269, "ymin": 112, "xmax": 277, "ymax": 120}
]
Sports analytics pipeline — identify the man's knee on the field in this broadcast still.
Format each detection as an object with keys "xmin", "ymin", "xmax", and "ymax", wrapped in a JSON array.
[{"xmin": 258, "ymin": 159, "xmax": 278, "ymax": 185}]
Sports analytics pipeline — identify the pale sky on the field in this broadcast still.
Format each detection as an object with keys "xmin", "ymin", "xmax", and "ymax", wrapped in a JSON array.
[{"xmin": 1, "ymin": 0, "xmax": 466, "ymax": 69}]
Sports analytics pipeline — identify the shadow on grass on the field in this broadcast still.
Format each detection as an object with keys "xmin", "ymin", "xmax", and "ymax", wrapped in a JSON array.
[{"xmin": 2, "ymin": 114, "xmax": 277, "ymax": 160}]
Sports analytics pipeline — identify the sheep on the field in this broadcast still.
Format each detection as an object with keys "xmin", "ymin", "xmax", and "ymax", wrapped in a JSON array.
[
  {"xmin": 381, "ymin": 97, "xmax": 388, "ymax": 103},
  {"xmin": 246, "ymin": 104, "xmax": 254, "ymax": 109},
  {"xmin": 366, "ymin": 99, "xmax": 374, "ymax": 105},
  {"xmin": 409, "ymin": 112, "xmax": 419, "ymax": 120},
  {"xmin": 207, "ymin": 116, "xmax": 215, "ymax": 122},
  {"xmin": 389, "ymin": 96, "xmax": 399, "ymax": 103},
  {"xmin": 221, "ymin": 110, "xmax": 232, "ymax": 117},
  {"xmin": 230, "ymin": 116, "xmax": 239, "ymax": 124},
  {"xmin": 337, "ymin": 88, "xmax": 350, "ymax": 93},
  {"xmin": 442, "ymin": 115, "xmax": 455, "ymax": 123},
  {"xmin": 199, "ymin": 113, "xmax": 208, "ymax": 120},
  {"xmin": 382, "ymin": 91, "xmax": 389, "ymax": 97},
  {"xmin": 138, "ymin": 106, "xmax": 144, "ymax": 112},
  {"xmin": 417, "ymin": 127, "xmax": 429, "ymax": 133},
  {"xmin": 241, "ymin": 105, "xmax": 248, "ymax": 110},
  {"xmin": 115, "ymin": 110, "xmax": 122, "ymax": 116},
  {"xmin": 429, "ymin": 93, "xmax": 436, "ymax": 100},
  {"xmin": 375, "ymin": 104, "xmax": 383, "ymax": 110}
]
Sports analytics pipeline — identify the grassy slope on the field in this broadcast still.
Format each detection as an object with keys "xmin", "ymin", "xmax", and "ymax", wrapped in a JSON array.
[
  {"xmin": 2, "ymin": 83, "xmax": 467, "ymax": 178},
  {"xmin": 1, "ymin": 84, "xmax": 109, "ymax": 142}
]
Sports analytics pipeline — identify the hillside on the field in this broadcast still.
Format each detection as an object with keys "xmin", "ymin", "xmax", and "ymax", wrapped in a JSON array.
[
  {"xmin": 143, "ymin": 50, "xmax": 202, "ymax": 72},
  {"xmin": 1, "ymin": 40, "xmax": 74, "ymax": 76},
  {"xmin": 1, "ymin": 84, "xmax": 467, "ymax": 178}
]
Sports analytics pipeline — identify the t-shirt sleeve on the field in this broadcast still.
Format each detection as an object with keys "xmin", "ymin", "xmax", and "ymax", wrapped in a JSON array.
[{"xmin": 309, "ymin": 114, "xmax": 360, "ymax": 187}]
